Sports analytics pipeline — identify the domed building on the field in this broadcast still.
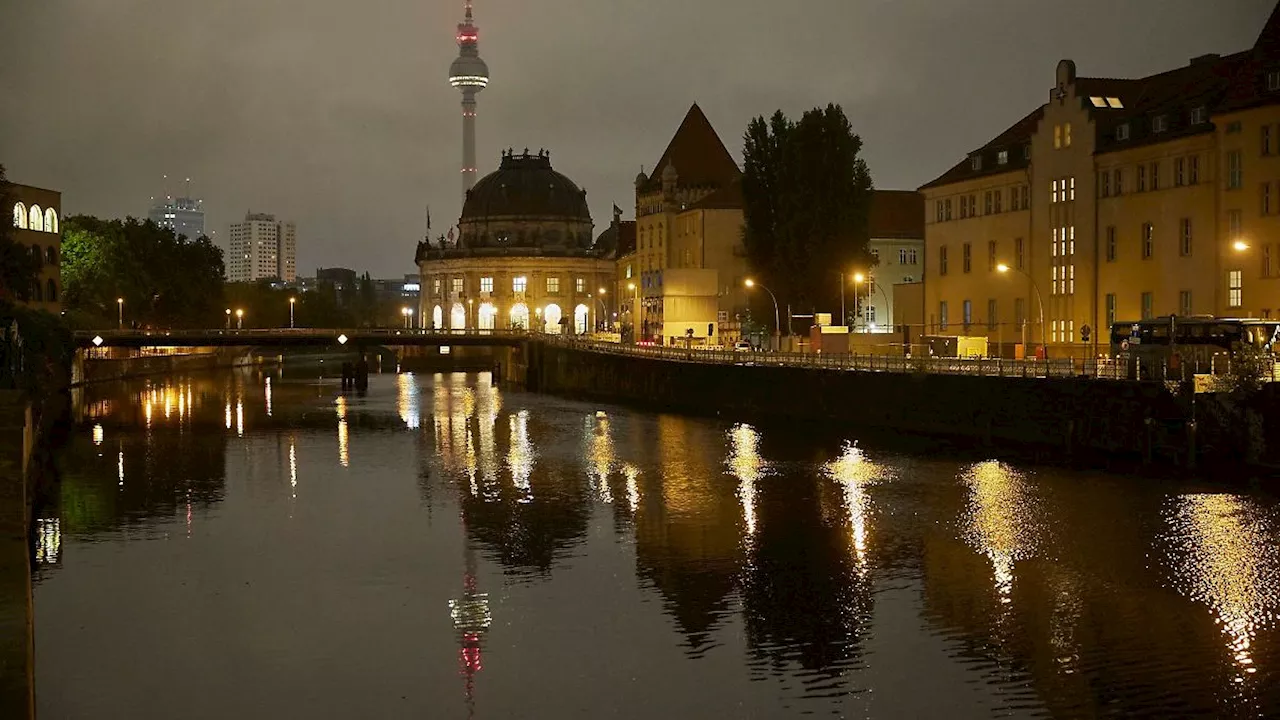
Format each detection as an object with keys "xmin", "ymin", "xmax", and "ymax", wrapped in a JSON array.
[{"xmin": 416, "ymin": 149, "xmax": 615, "ymax": 333}]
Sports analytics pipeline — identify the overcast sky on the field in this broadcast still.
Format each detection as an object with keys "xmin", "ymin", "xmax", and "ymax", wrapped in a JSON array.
[{"xmin": 2, "ymin": 0, "xmax": 1274, "ymax": 277}]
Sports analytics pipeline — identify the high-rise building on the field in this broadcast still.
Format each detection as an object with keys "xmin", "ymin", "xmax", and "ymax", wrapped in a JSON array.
[
  {"xmin": 148, "ymin": 195, "xmax": 205, "ymax": 241},
  {"xmin": 227, "ymin": 212, "xmax": 296, "ymax": 283},
  {"xmin": 449, "ymin": 0, "xmax": 490, "ymax": 197},
  {"xmin": 920, "ymin": 2, "xmax": 1280, "ymax": 355}
]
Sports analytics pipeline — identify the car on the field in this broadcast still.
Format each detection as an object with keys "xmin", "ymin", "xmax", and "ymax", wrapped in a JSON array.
[{"xmin": 733, "ymin": 341, "xmax": 753, "ymax": 352}]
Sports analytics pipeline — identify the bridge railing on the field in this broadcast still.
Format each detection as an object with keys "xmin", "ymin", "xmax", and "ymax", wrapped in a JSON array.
[{"xmin": 73, "ymin": 328, "xmax": 536, "ymax": 343}]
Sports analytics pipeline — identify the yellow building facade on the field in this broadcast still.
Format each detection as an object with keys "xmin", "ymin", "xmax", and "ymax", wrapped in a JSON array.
[
  {"xmin": 8, "ymin": 182, "xmax": 62, "ymax": 313},
  {"xmin": 922, "ymin": 4, "xmax": 1280, "ymax": 356}
]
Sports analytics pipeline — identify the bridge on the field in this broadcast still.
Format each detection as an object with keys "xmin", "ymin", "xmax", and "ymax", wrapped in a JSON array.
[{"xmin": 74, "ymin": 328, "xmax": 533, "ymax": 349}]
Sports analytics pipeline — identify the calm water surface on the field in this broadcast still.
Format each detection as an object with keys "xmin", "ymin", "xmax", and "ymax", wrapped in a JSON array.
[{"xmin": 33, "ymin": 368, "xmax": 1280, "ymax": 718}]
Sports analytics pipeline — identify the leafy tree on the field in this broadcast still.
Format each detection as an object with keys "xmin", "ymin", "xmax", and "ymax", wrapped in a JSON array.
[
  {"xmin": 61, "ymin": 216, "xmax": 225, "ymax": 328},
  {"xmin": 0, "ymin": 164, "xmax": 40, "ymax": 301},
  {"xmin": 741, "ymin": 105, "xmax": 874, "ymax": 320}
]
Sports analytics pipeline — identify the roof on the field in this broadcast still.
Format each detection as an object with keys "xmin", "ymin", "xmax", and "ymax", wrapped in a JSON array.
[
  {"xmin": 638, "ymin": 104, "xmax": 741, "ymax": 194},
  {"xmin": 919, "ymin": 107, "xmax": 1042, "ymax": 190},
  {"xmin": 684, "ymin": 179, "xmax": 743, "ymax": 211},
  {"xmin": 869, "ymin": 190, "xmax": 924, "ymax": 239},
  {"xmin": 593, "ymin": 218, "xmax": 636, "ymax": 258},
  {"xmin": 461, "ymin": 150, "xmax": 590, "ymax": 224}
]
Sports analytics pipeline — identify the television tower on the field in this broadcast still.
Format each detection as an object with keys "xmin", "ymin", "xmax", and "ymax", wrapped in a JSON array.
[{"xmin": 449, "ymin": 0, "xmax": 490, "ymax": 197}]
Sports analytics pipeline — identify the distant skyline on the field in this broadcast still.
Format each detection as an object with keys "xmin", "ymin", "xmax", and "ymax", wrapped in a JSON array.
[{"xmin": 1, "ymin": 0, "xmax": 1274, "ymax": 276}]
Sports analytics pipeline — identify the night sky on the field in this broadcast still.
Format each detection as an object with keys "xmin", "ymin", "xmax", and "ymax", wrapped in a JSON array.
[{"xmin": 1, "ymin": 0, "xmax": 1273, "ymax": 276}]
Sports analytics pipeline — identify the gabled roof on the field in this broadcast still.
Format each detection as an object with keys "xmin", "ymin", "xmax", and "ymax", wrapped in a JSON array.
[
  {"xmin": 639, "ymin": 104, "xmax": 741, "ymax": 193},
  {"xmin": 869, "ymin": 190, "xmax": 924, "ymax": 239},
  {"xmin": 919, "ymin": 107, "xmax": 1042, "ymax": 190},
  {"xmin": 684, "ymin": 179, "xmax": 743, "ymax": 211}
]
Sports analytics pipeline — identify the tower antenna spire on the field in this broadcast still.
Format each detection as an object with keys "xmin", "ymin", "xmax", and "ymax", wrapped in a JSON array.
[{"xmin": 449, "ymin": 0, "xmax": 489, "ymax": 199}]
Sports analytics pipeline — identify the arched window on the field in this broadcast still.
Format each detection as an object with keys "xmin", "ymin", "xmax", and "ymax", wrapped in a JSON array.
[
  {"xmin": 574, "ymin": 304, "xmax": 590, "ymax": 334},
  {"xmin": 12, "ymin": 202, "xmax": 26, "ymax": 229},
  {"xmin": 45, "ymin": 246, "xmax": 57, "ymax": 265},
  {"xmin": 46, "ymin": 279, "xmax": 57, "ymax": 302},
  {"xmin": 432, "ymin": 305, "xmax": 443, "ymax": 330},
  {"xmin": 477, "ymin": 302, "xmax": 497, "ymax": 330},
  {"xmin": 543, "ymin": 304, "xmax": 563, "ymax": 334},
  {"xmin": 31, "ymin": 280, "xmax": 42, "ymax": 302},
  {"xmin": 450, "ymin": 302, "xmax": 466, "ymax": 330},
  {"xmin": 44, "ymin": 208, "xmax": 57, "ymax": 234},
  {"xmin": 28, "ymin": 205, "xmax": 43, "ymax": 232},
  {"xmin": 509, "ymin": 303, "xmax": 529, "ymax": 330}
]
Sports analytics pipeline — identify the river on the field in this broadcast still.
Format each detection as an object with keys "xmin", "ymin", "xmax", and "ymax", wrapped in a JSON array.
[{"xmin": 31, "ymin": 366, "xmax": 1280, "ymax": 718}]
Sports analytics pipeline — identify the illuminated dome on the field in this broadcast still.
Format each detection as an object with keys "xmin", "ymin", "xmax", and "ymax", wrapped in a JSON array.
[{"xmin": 449, "ymin": 54, "xmax": 490, "ymax": 89}]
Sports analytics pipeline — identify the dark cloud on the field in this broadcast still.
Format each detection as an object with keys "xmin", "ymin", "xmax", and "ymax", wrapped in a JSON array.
[{"xmin": 1, "ymin": 0, "xmax": 1272, "ymax": 275}]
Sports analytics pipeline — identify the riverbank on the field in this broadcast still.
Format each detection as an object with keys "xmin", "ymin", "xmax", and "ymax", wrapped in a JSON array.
[
  {"xmin": 72, "ymin": 348, "xmax": 264, "ymax": 386},
  {"xmin": 0, "ymin": 392, "xmax": 36, "ymax": 720},
  {"xmin": 524, "ymin": 341, "xmax": 1280, "ymax": 473}
]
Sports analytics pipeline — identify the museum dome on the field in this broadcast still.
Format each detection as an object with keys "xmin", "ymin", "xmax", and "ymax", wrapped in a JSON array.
[{"xmin": 461, "ymin": 150, "xmax": 590, "ymax": 222}]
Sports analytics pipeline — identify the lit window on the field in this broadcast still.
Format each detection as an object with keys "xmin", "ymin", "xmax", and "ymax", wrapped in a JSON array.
[
  {"xmin": 997, "ymin": 150, "xmax": 1008, "ymax": 165},
  {"xmin": 575, "ymin": 277, "xmax": 585, "ymax": 293},
  {"xmin": 1064, "ymin": 123, "xmax": 1072, "ymax": 147},
  {"xmin": 971, "ymin": 155, "xmax": 982, "ymax": 171},
  {"xmin": 1090, "ymin": 96, "xmax": 1107, "ymax": 108},
  {"xmin": 513, "ymin": 276, "xmax": 527, "ymax": 293},
  {"xmin": 12, "ymin": 202, "xmax": 26, "ymax": 229},
  {"xmin": 451, "ymin": 278, "xmax": 463, "ymax": 295},
  {"xmin": 480, "ymin": 276, "xmax": 493, "ymax": 293},
  {"xmin": 1141, "ymin": 223, "xmax": 1154, "ymax": 259},
  {"xmin": 1116, "ymin": 123, "xmax": 1130, "ymax": 141},
  {"xmin": 546, "ymin": 277, "xmax": 560, "ymax": 294},
  {"xmin": 1228, "ymin": 151, "xmax": 1243, "ymax": 189},
  {"xmin": 939, "ymin": 301, "xmax": 948, "ymax": 331},
  {"xmin": 1069, "ymin": 177, "xmax": 1076, "ymax": 201},
  {"xmin": 1142, "ymin": 292, "xmax": 1154, "ymax": 320},
  {"xmin": 1106, "ymin": 97, "xmax": 1124, "ymax": 109},
  {"xmin": 1054, "ymin": 125, "xmax": 1062, "ymax": 149},
  {"xmin": 1228, "ymin": 270, "xmax": 1243, "ymax": 308},
  {"xmin": 28, "ymin": 205, "xmax": 43, "ymax": 232}
]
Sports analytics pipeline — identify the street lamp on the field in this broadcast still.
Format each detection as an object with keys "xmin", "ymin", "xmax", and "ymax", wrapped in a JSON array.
[
  {"xmin": 225, "ymin": 308, "xmax": 231, "ymax": 330},
  {"xmin": 289, "ymin": 297, "xmax": 296, "ymax": 328},
  {"xmin": 1234, "ymin": 240, "xmax": 1250, "ymax": 252},
  {"xmin": 402, "ymin": 306, "xmax": 414, "ymax": 329},
  {"xmin": 997, "ymin": 263, "xmax": 1046, "ymax": 357},
  {"xmin": 235, "ymin": 308, "xmax": 244, "ymax": 330},
  {"xmin": 744, "ymin": 278, "xmax": 781, "ymax": 348},
  {"xmin": 117, "ymin": 297, "xmax": 124, "ymax": 330},
  {"xmin": 851, "ymin": 273, "xmax": 865, "ymax": 331},
  {"xmin": 627, "ymin": 281, "xmax": 640, "ymax": 342},
  {"xmin": 597, "ymin": 288, "xmax": 608, "ymax": 331}
]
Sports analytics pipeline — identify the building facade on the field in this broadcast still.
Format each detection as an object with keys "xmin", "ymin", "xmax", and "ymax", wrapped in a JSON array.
[
  {"xmin": 8, "ymin": 182, "xmax": 62, "ymax": 313},
  {"xmin": 620, "ymin": 104, "xmax": 749, "ymax": 345},
  {"xmin": 417, "ymin": 150, "xmax": 614, "ymax": 333},
  {"xmin": 921, "ymin": 3, "xmax": 1280, "ymax": 356},
  {"xmin": 227, "ymin": 212, "xmax": 296, "ymax": 283},
  {"xmin": 147, "ymin": 195, "xmax": 205, "ymax": 241},
  {"xmin": 862, "ymin": 190, "xmax": 925, "ymax": 332}
]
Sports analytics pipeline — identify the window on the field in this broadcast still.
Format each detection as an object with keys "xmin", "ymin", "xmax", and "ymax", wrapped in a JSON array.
[
  {"xmin": 513, "ymin": 276, "xmax": 527, "ymax": 292},
  {"xmin": 987, "ymin": 299, "xmax": 997, "ymax": 330},
  {"xmin": 1051, "ymin": 179, "xmax": 1059, "ymax": 204},
  {"xmin": 1265, "ymin": 182, "xmax": 1274, "ymax": 215},
  {"xmin": 935, "ymin": 201, "xmax": 944, "ymax": 222},
  {"xmin": 962, "ymin": 243, "xmax": 971, "ymax": 273},
  {"xmin": 988, "ymin": 240, "xmax": 997, "ymax": 271},
  {"xmin": 984, "ymin": 191, "xmax": 993, "ymax": 215},
  {"xmin": 1269, "ymin": 70, "xmax": 1280, "ymax": 92},
  {"xmin": 1141, "ymin": 292, "xmax": 1154, "ymax": 320},
  {"xmin": 451, "ymin": 277, "xmax": 463, "ymax": 295},
  {"xmin": 1141, "ymin": 223, "xmax": 1154, "ymax": 259},
  {"xmin": 871, "ymin": 248, "xmax": 880, "ymax": 262},
  {"xmin": 1179, "ymin": 290, "xmax": 1193, "ymax": 317},
  {"xmin": 1265, "ymin": 125, "xmax": 1274, "ymax": 155},
  {"xmin": 939, "ymin": 301, "xmax": 949, "ymax": 331},
  {"xmin": 960, "ymin": 196, "xmax": 968, "ymax": 219},
  {"xmin": 1105, "ymin": 293, "xmax": 1117, "ymax": 327},
  {"xmin": 939, "ymin": 246, "xmax": 948, "ymax": 275},
  {"xmin": 11, "ymin": 202, "xmax": 25, "ymax": 229},
  {"xmin": 867, "ymin": 306, "xmax": 876, "ymax": 324},
  {"xmin": 1114, "ymin": 168, "xmax": 1124, "ymax": 195},
  {"xmin": 1175, "ymin": 158, "xmax": 1185, "ymax": 187},
  {"xmin": 998, "ymin": 150, "xmax": 1009, "ymax": 165},
  {"xmin": 962, "ymin": 300, "xmax": 973, "ymax": 327},
  {"xmin": 1101, "ymin": 171, "xmax": 1111, "ymax": 197},
  {"xmin": 1189, "ymin": 155, "xmax": 1200, "ymax": 184},
  {"xmin": 1069, "ymin": 177, "xmax": 1076, "ymax": 201},
  {"xmin": 944, "ymin": 199, "xmax": 953, "ymax": 220},
  {"xmin": 1152, "ymin": 115, "xmax": 1168, "ymax": 133},
  {"xmin": 546, "ymin": 277, "xmax": 560, "ymax": 294},
  {"xmin": 625, "ymin": 264, "xmax": 633, "ymax": 279},
  {"xmin": 1064, "ymin": 123, "xmax": 1072, "ymax": 147},
  {"xmin": 1021, "ymin": 185, "xmax": 1030, "ymax": 209},
  {"xmin": 1229, "ymin": 209, "xmax": 1243, "ymax": 240},
  {"xmin": 1150, "ymin": 162, "xmax": 1159, "ymax": 191},
  {"xmin": 971, "ymin": 155, "xmax": 983, "ymax": 171},
  {"xmin": 1116, "ymin": 123, "xmax": 1130, "ymax": 141},
  {"xmin": 432, "ymin": 278, "xmax": 441, "ymax": 295},
  {"xmin": 43, "ymin": 209, "xmax": 57, "ymax": 234},
  {"xmin": 28, "ymin": 205, "xmax": 42, "ymax": 232},
  {"xmin": 1090, "ymin": 96, "xmax": 1107, "ymax": 108},
  {"xmin": 575, "ymin": 277, "xmax": 585, "ymax": 293},
  {"xmin": 1014, "ymin": 298, "xmax": 1026, "ymax": 330},
  {"xmin": 1228, "ymin": 151, "xmax": 1243, "ymax": 189},
  {"xmin": 899, "ymin": 248, "xmax": 917, "ymax": 265},
  {"xmin": 993, "ymin": 190, "xmax": 1002, "ymax": 213},
  {"xmin": 46, "ymin": 279, "xmax": 57, "ymax": 303},
  {"xmin": 1106, "ymin": 226, "xmax": 1116, "ymax": 262},
  {"xmin": 1015, "ymin": 237, "xmax": 1024, "ymax": 269},
  {"xmin": 1265, "ymin": 245, "xmax": 1273, "ymax": 278},
  {"xmin": 1106, "ymin": 97, "xmax": 1124, "ymax": 109},
  {"xmin": 1137, "ymin": 165, "xmax": 1147, "ymax": 192},
  {"xmin": 1024, "ymin": 145, "xmax": 1032, "ymax": 160},
  {"xmin": 1191, "ymin": 106, "xmax": 1207, "ymax": 125},
  {"xmin": 1180, "ymin": 219, "xmax": 1192, "ymax": 256},
  {"xmin": 1228, "ymin": 270, "xmax": 1243, "ymax": 308},
  {"xmin": 1054, "ymin": 125, "xmax": 1062, "ymax": 149}
]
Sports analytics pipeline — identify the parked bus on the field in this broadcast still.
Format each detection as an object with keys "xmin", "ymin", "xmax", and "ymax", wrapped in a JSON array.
[{"xmin": 1109, "ymin": 316, "xmax": 1280, "ymax": 377}]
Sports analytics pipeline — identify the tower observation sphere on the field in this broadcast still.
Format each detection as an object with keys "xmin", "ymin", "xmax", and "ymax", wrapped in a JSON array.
[{"xmin": 450, "ymin": 0, "xmax": 490, "ymax": 197}]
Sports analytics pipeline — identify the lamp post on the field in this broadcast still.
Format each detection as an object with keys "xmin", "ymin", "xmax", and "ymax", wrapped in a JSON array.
[
  {"xmin": 225, "ymin": 308, "xmax": 231, "ymax": 330},
  {"xmin": 744, "ymin": 279, "xmax": 781, "ymax": 349},
  {"xmin": 235, "ymin": 308, "xmax": 244, "ymax": 330},
  {"xmin": 289, "ymin": 297, "xmax": 296, "ymax": 328},
  {"xmin": 467, "ymin": 298, "xmax": 474, "ymax": 330},
  {"xmin": 597, "ymin": 288, "xmax": 608, "ymax": 331},
  {"xmin": 997, "ymin": 264, "xmax": 1045, "ymax": 357},
  {"xmin": 117, "ymin": 298, "xmax": 124, "ymax": 330},
  {"xmin": 627, "ymin": 281, "xmax": 640, "ymax": 343},
  {"xmin": 851, "ymin": 273, "xmax": 865, "ymax": 331}
]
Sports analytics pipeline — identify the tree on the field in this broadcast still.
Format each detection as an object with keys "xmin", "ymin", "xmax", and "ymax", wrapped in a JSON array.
[
  {"xmin": 741, "ymin": 105, "xmax": 874, "ymax": 319},
  {"xmin": 61, "ymin": 215, "xmax": 225, "ymax": 328},
  {"xmin": 0, "ymin": 164, "xmax": 40, "ymax": 302}
]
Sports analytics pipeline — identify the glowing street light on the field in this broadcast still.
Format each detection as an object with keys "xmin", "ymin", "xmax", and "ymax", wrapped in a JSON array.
[
  {"xmin": 289, "ymin": 297, "xmax": 296, "ymax": 328},
  {"xmin": 225, "ymin": 308, "xmax": 231, "ymax": 330},
  {"xmin": 402, "ymin": 306, "xmax": 415, "ymax": 329},
  {"xmin": 235, "ymin": 308, "xmax": 244, "ymax": 330},
  {"xmin": 744, "ymin": 278, "xmax": 781, "ymax": 345},
  {"xmin": 1234, "ymin": 240, "xmax": 1250, "ymax": 252},
  {"xmin": 117, "ymin": 297, "xmax": 124, "ymax": 329},
  {"xmin": 997, "ymin": 263, "xmax": 1046, "ymax": 356}
]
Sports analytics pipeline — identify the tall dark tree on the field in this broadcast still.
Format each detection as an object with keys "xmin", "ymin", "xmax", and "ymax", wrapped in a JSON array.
[
  {"xmin": 0, "ymin": 165, "xmax": 40, "ymax": 301},
  {"xmin": 742, "ymin": 105, "xmax": 874, "ymax": 323}
]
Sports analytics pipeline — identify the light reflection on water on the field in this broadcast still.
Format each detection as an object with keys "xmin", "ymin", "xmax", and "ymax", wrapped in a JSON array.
[{"xmin": 32, "ymin": 369, "xmax": 1280, "ymax": 719}]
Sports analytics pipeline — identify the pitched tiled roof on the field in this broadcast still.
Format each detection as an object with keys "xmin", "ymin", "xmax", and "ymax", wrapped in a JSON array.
[
  {"xmin": 639, "ymin": 104, "xmax": 741, "ymax": 194},
  {"xmin": 869, "ymin": 190, "xmax": 923, "ymax": 239},
  {"xmin": 919, "ymin": 107, "xmax": 1042, "ymax": 190},
  {"xmin": 685, "ymin": 179, "xmax": 743, "ymax": 211}
]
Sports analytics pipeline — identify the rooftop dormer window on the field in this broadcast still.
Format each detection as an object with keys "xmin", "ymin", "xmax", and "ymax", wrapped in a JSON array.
[
  {"xmin": 1190, "ymin": 106, "xmax": 1207, "ymax": 125},
  {"xmin": 1152, "ymin": 115, "xmax": 1169, "ymax": 133},
  {"xmin": 1116, "ymin": 123, "xmax": 1131, "ymax": 141},
  {"xmin": 997, "ymin": 150, "xmax": 1009, "ymax": 165},
  {"xmin": 971, "ymin": 155, "xmax": 983, "ymax": 171},
  {"xmin": 1268, "ymin": 69, "xmax": 1280, "ymax": 92}
]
